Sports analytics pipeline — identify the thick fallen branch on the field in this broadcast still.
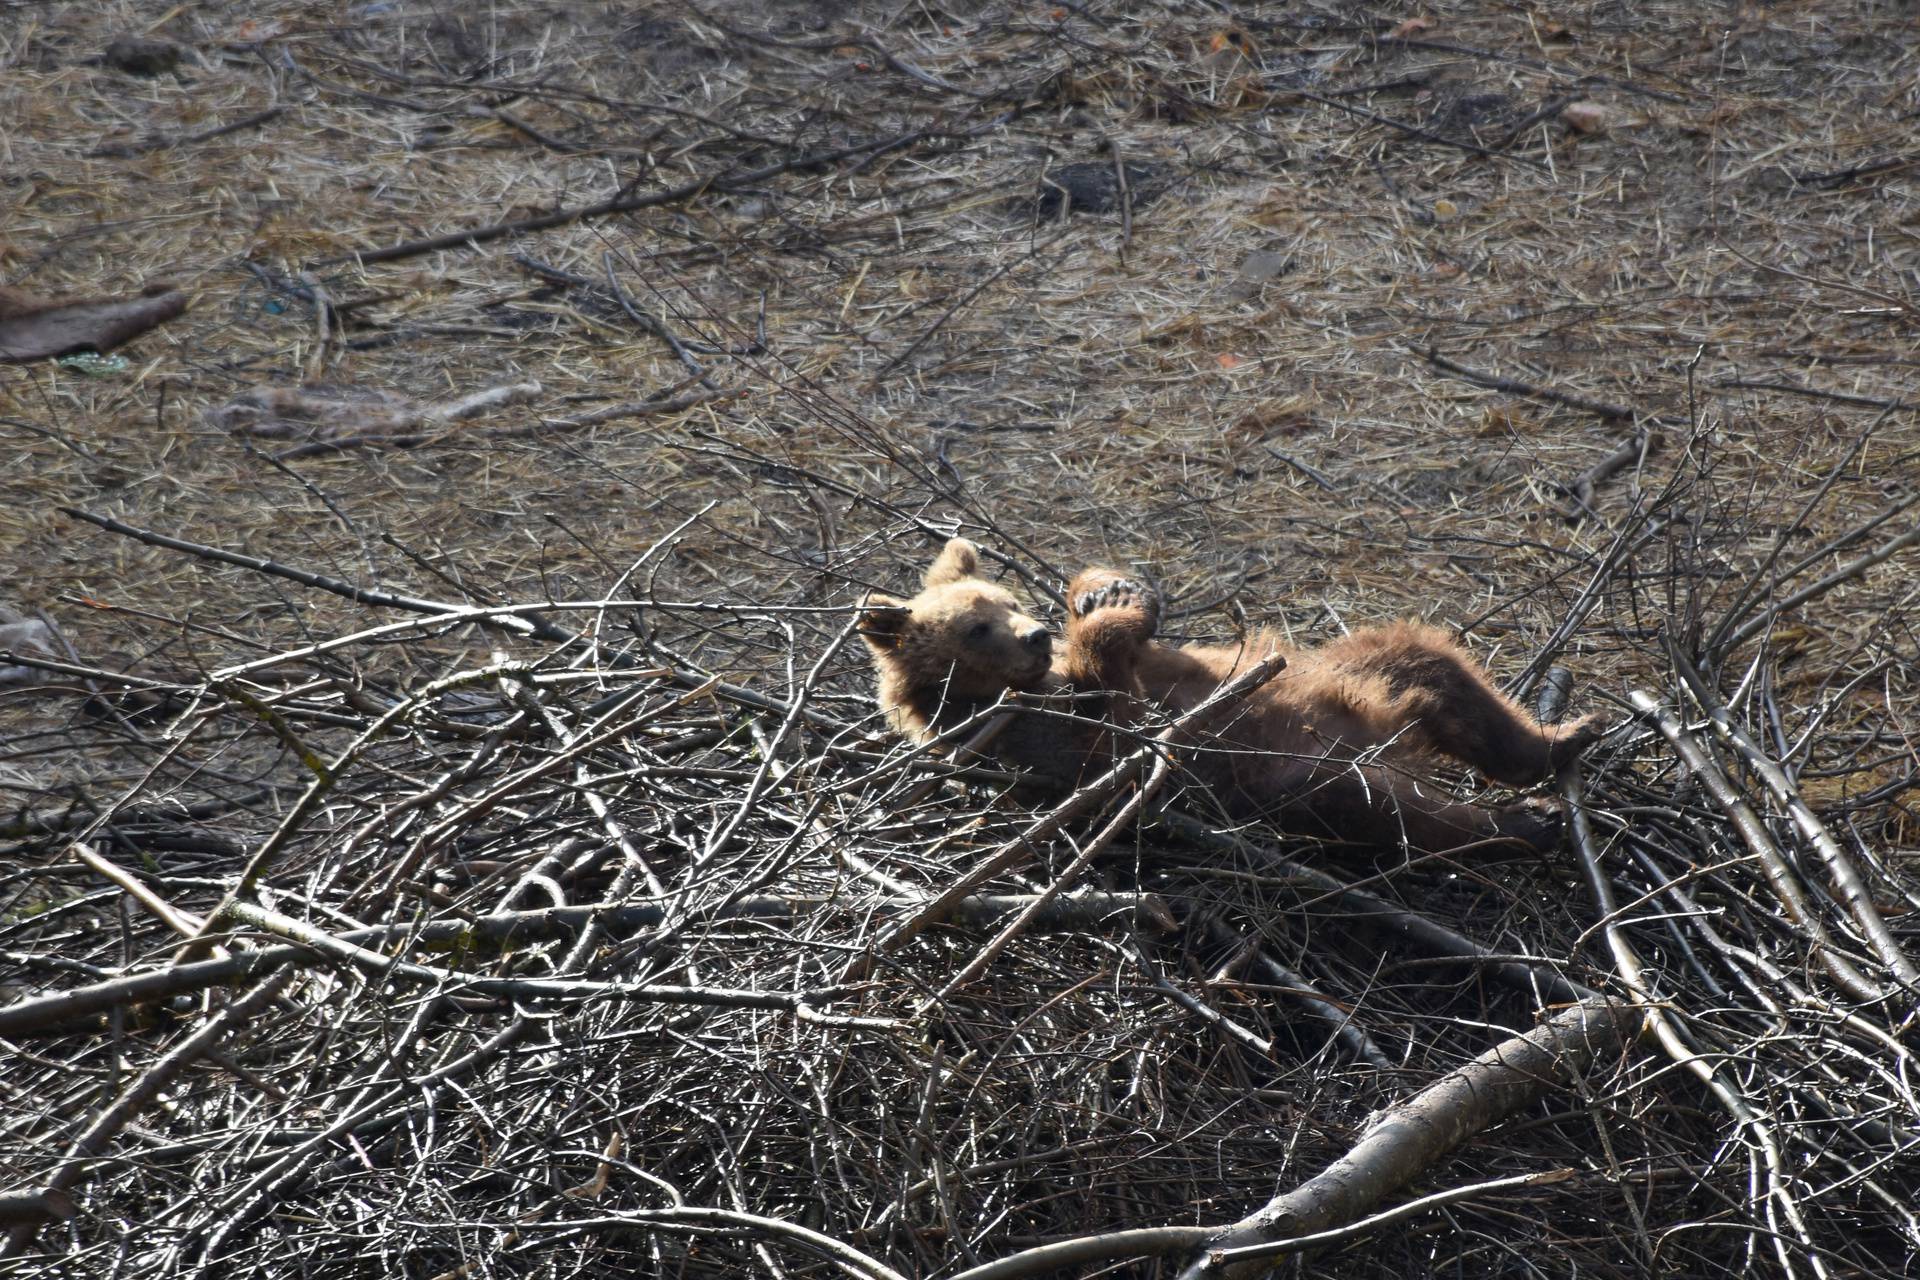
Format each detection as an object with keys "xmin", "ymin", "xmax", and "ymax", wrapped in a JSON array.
[
  {"xmin": 0, "ymin": 1190, "xmax": 74, "ymax": 1228},
  {"xmin": 944, "ymin": 997, "xmax": 1640, "ymax": 1280},
  {"xmin": 1175, "ymin": 996, "xmax": 1640, "ymax": 1279},
  {"xmin": 0, "ymin": 285, "xmax": 188, "ymax": 362}
]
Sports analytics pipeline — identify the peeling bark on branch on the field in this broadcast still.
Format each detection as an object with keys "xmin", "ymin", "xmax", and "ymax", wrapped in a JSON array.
[
  {"xmin": 1177, "ymin": 997, "xmax": 1642, "ymax": 1279},
  {"xmin": 949, "ymin": 998, "xmax": 1641, "ymax": 1280}
]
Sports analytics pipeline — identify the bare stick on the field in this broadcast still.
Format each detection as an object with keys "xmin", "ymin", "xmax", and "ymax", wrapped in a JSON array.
[
  {"xmin": 1422, "ymin": 348, "xmax": 1638, "ymax": 420},
  {"xmin": 1718, "ymin": 520, "xmax": 1920, "ymax": 656},
  {"xmin": 1705, "ymin": 411, "xmax": 1888, "ymax": 660},
  {"xmin": 1205, "ymin": 917, "xmax": 1393, "ymax": 1070},
  {"xmin": 71, "ymin": 841, "xmax": 209, "ymax": 941},
  {"xmin": 84, "ymin": 105, "xmax": 287, "ymax": 158},
  {"xmin": 1109, "ymin": 138, "xmax": 1133, "ymax": 261},
  {"xmin": 1155, "ymin": 811, "xmax": 1598, "ymax": 1007},
  {"xmin": 1112, "ymin": 937, "xmax": 1274, "ymax": 1058},
  {"xmin": 59, "ymin": 508, "xmax": 844, "ymax": 734},
  {"xmin": 1561, "ymin": 757, "xmax": 1822, "ymax": 1280},
  {"xmin": 216, "ymin": 900, "xmax": 854, "ymax": 1012},
  {"xmin": 932, "ymin": 722, "xmax": 1181, "ymax": 998},
  {"xmin": 1671, "ymin": 654, "xmax": 1920, "ymax": 994},
  {"xmin": 316, "ymin": 116, "xmax": 1013, "ymax": 267},
  {"xmin": 522, "ymin": 1206, "xmax": 909, "ymax": 1280},
  {"xmin": 1204, "ymin": 1169, "xmax": 1572, "ymax": 1265},
  {"xmin": 177, "ymin": 658, "xmax": 547, "ymax": 963},
  {"xmin": 933, "ymin": 644, "xmax": 1297, "ymax": 999},
  {"xmin": 0, "ymin": 894, "xmax": 1156, "ymax": 1038},
  {"xmin": 1713, "ymin": 377, "xmax": 1917, "ymax": 413},
  {"xmin": 1280, "ymin": 88, "xmax": 1549, "ymax": 167},
  {"xmin": 1631, "ymin": 691, "xmax": 1885, "ymax": 1004},
  {"xmin": 1, "ymin": 970, "xmax": 296, "ymax": 1257},
  {"xmin": 1563, "ymin": 426, "xmax": 1662, "ymax": 518}
]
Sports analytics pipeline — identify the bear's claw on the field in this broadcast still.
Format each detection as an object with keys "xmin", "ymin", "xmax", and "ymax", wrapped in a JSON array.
[{"xmin": 1071, "ymin": 575, "xmax": 1160, "ymax": 628}]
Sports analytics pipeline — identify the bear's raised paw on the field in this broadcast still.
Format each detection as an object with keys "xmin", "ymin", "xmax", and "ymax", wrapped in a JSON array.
[{"xmin": 1069, "ymin": 572, "xmax": 1160, "ymax": 630}]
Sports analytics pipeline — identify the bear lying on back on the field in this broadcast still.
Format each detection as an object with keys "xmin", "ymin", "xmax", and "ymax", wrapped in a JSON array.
[{"xmin": 858, "ymin": 538, "xmax": 1607, "ymax": 853}]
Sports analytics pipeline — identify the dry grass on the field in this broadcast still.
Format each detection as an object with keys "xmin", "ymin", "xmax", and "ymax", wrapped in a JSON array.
[{"xmin": 2, "ymin": 0, "xmax": 1919, "ymax": 1276}]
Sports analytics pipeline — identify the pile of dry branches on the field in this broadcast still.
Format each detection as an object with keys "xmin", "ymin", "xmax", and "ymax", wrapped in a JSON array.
[{"xmin": 3, "ymin": 417, "xmax": 1917, "ymax": 1277}]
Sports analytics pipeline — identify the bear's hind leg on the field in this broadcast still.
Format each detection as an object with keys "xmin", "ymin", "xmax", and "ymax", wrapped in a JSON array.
[
  {"xmin": 1325, "ymin": 625, "xmax": 1607, "ymax": 786},
  {"xmin": 1268, "ymin": 757, "xmax": 1563, "ymax": 853}
]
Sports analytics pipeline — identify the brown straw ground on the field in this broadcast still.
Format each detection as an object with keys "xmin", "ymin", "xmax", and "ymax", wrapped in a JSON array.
[{"xmin": 2, "ymin": 1, "xmax": 1918, "ymax": 1277}]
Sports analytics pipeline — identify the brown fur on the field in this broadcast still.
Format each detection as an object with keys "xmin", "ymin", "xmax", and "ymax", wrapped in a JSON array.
[
  {"xmin": 861, "ymin": 540, "xmax": 1607, "ymax": 853},
  {"xmin": 857, "ymin": 539, "xmax": 1139, "ymax": 789}
]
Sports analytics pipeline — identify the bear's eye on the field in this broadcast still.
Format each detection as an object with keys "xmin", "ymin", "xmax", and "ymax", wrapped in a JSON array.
[{"xmin": 967, "ymin": 621, "xmax": 991, "ymax": 641}]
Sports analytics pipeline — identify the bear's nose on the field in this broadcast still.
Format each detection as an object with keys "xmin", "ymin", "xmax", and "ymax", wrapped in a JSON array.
[{"xmin": 1021, "ymin": 627, "xmax": 1050, "ymax": 651}]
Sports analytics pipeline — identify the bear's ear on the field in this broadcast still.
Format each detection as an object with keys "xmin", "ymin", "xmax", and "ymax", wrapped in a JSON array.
[
  {"xmin": 857, "ymin": 593, "xmax": 912, "ymax": 650},
  {"xmin": 922, "ymin": 538, "xmax": 982, "ymax": 589}
]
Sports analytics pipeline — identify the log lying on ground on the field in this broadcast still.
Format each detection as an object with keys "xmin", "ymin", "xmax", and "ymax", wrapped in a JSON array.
[
  {"xmin": 1188, "ymin": 996, "xmax": 1642, "ymax": 1276},
  {"xmin": 945, "ymin": 996, "xmax": 1643, "ymax": 1280}
]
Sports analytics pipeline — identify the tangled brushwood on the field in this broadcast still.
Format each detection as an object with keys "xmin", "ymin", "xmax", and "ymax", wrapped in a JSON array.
[{"xmin": 3, "ymin": 430, "xmax": 1918, "ymax": 1278}]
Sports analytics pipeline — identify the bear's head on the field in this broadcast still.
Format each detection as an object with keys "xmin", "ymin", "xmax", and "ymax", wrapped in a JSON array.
[{"xmin": 859, "ymin": 538, "xmax": 1053, "ymax": 698}]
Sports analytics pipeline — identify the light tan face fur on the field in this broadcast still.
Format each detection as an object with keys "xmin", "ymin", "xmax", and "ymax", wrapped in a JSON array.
[{"xmin": 860, "ymin": 539, "xmax": 1053, "ymax": 697}]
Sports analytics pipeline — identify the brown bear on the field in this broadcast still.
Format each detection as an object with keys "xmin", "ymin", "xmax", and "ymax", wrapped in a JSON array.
[{"xmin": 858, "ymin": 538, "xmax": 1607, "ymax": 853}]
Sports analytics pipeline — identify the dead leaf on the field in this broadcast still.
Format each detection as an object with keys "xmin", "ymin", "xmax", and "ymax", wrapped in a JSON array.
[
  {"xmin": 1478, "ymin": 406, "xmax": 1539, "ymax": 436},
  {"xmin": 1205, "ymin": 29, "xmax": 1259, "ymax": 60},
  {"xmin": 1216, "ymin": 353, "xmax": 1243, "ymax": 370},
  {"xmin": 225, "ymin": 19, "xmax": 285, "ymax": 43},
  {"xmin": 1561, "ymin": 101, "xmax": 1612, "ymax": 134},
  {"xmin": 1201, "ymin": 29, "xmax": 1260, "ymax": 82},
  {"xmin": 1222, "ymin": 248, "xmax": 1291, "ymax": 300},
  {"xmin": 0, "ymin": 284, "xmax": 187, "ymax": 362},
  {"xmin": 1228, "ymin": 396, "xmax": 1317, "ymax": 441},
  {"xmin": 1388, "ymin": 16, "xmax": 1435, "ymax": 38}
]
